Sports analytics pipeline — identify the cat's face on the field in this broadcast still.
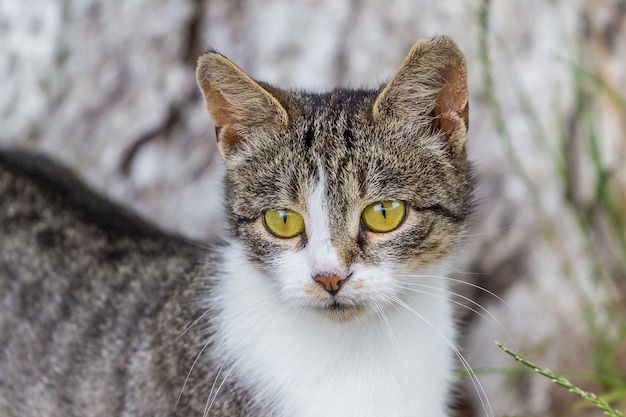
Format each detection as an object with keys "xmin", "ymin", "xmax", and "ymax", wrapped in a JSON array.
[{"xmin": 197, "ymin": 37, "xmax": 472, "ymax": 321}]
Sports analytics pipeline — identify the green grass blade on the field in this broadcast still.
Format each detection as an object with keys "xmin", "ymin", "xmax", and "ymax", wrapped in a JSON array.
[{"xmin": 496, "ymin": 342, "xmax": 625, "ymax": 417}]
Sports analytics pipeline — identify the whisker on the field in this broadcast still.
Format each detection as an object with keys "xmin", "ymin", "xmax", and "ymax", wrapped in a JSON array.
[
  {"xmin": 394, "ymin": 283, "xmax": 488, "ymax": 318},
  {"xmin": 175, "ymin": 280, "xmax": 266, "ymax": 349},
  {"xmin": 173, "ymin": 307, "xmax": 215, "ymax": 345},
  {"xmin": 203, "ymin": 299, "xmax": 296, "ymax": 416},
  {"xmin": 181, "ymin": 238, "xmax": 212, "ymax": 251},
  {"xmin": 390, "ymin": 295, "xmax": 494, "ymax": 417},
  {"xmin": 373, "ymin": 301, "xmax": 397, "ymax": 352},
  {"xmin": 178, "ymin": 280, "xmax": 285, "ymax": 345},
  {"xmin": 205, "ymin": 358, "xmax": 229, "ymax": 417},
  {"xmin": 392, "ymin": 281, "xmax": 519, "ymax": 351},
  {"xmin": 396, "ymin": 273, "xmax": 518, "ymax": 318},
  {"xmin": 175, "ymin": 334, "xmax": 215, "ymax": 410},
  {"xmin": 175, "ymin": 292, "xmax": 281, "ymax": 412}
]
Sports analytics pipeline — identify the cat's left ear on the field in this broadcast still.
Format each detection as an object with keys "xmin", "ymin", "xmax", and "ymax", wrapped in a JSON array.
[
  {"xmin": 196, "ymin": 51, "xmax": 289, "ymax": 154},
  {"xmin": 373, "ymin": 36, "xmax": 469, "ymax": 154}
]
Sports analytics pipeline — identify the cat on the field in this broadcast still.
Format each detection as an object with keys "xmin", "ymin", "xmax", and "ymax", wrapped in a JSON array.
[{"xmin": 0, "ymin": 35, "xmax": 472, "ymax": 417}]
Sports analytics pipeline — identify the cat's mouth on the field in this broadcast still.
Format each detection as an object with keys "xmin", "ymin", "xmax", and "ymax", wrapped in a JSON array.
[
  {"xmin": 319, "ymin": 300, "xmax": 366, "ymax": 322},
  {"xmin": 303, "ymin": 280, "xmax": 367, "ymax": 321}
]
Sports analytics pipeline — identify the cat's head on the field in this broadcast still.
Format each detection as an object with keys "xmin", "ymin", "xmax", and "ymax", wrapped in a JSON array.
[{"xmin": 196, "ymin": 36, "xmax": 472, "ymax": 322}]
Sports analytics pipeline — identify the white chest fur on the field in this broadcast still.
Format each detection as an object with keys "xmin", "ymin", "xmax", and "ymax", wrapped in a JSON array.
[{"xmin": 209, "ymin": 244, "xmax": 456, "ymax": 417}]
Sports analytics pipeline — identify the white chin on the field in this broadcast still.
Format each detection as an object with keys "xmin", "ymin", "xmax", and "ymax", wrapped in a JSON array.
[{"xmin": 316, "ymin": 301, "xmax": 367, "ymax": 322}]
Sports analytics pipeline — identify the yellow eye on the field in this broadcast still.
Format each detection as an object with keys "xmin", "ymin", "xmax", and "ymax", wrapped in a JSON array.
[
  {"xmin": 263, "ymin": 208, "xmax": 305, "ymax": 238},
  {"xmin": 361, "ymin": 200, "xmax": 406, "ymax": 233}
]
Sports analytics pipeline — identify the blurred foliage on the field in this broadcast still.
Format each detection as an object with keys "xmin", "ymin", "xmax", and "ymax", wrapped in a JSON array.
[{"xmin": 477, "ymin": 0, "xmax": 626, "ymax": 415}]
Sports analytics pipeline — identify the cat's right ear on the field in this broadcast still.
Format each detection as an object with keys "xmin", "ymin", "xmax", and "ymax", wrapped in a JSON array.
[
  {"xmin": 372, "ymin": 36, "xmax": 469, "ymax": 155},
  {"xmin": 196, "ymin": 51, "xmax": 289, "ymax": 154}
]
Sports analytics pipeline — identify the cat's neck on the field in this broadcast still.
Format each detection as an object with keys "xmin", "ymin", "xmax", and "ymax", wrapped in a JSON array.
[{"xmin": 208, "ymin": 241, "xmax": 456, "ymax": 417}]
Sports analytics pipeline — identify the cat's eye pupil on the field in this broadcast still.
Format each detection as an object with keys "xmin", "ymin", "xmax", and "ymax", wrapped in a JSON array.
[
  {"xmin": 361, "ymin": 200, "xmax": 406, "ymax": 233},
  {"xmin": 378, "ymin": 205, "xmax": 388, "ymax": 219},
  {"xmin": 263, "ymin": 208, "xmax": 305, "ymax": 239}
]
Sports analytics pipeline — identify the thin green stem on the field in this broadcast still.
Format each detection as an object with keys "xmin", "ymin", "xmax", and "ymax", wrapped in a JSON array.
[{"xmin": 497, "ymin": 342, "xmax": 625, "ymax": 417}]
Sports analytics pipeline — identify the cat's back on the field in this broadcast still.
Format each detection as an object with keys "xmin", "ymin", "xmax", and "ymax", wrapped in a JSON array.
[
  {"xmin": 0, "ymin": 148, "xmax": 202, "ymax": 319},
  {"xmin": 0, "ymin": 149, "xmax": 251, "ymax": 417}
]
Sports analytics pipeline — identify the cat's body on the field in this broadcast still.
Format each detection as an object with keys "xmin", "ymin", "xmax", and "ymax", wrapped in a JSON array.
[
  {"xmin": 0, "ymin": 36, "xmax": 472, "ymax": 417},
  {"xmin": 0, "ymin": 150, "xmax": 255, "ymax": 416}
]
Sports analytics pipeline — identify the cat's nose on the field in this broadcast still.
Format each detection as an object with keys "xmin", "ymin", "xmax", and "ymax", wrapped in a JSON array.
[{"xmin": 313, "ymin": 274, "xmax": 348, "ymax": 296}]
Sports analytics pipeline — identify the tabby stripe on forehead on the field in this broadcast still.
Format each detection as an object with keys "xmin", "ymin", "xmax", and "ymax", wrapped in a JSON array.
[
  {"xmin": 343, "ymin": 117, "xmax": 354, "ymax": 148},
  {"xmin": 304, "ymin": 125, "xmax": 314, "ymax": 149}
]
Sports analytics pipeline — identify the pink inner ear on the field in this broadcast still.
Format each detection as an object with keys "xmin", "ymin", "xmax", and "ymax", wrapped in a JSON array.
[
  {"xmin": 434, "ymin": 67, "xmax": 469, "ymax": 127},
  {"xmin": 432, "ymin": 67, "xmax": 469, "ymax": 134},
  {"xmin": 199, "ymin": 86, "xmax": 237, "ymax": 129},
  {"xmin": 200, "ymin": 88, "xmax": 244, "ymax": 150}
]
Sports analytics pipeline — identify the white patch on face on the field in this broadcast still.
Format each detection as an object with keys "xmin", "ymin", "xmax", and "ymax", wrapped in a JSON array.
[
  {"xmin": 302, "ymin": 170, "xmax": 347, "ymax": 277},
  {"xmin": 272, "ymin": 168, "xmax": 350, "ymax": 307}
]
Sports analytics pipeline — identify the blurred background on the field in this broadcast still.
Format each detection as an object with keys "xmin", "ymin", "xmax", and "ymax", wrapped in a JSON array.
[{"xmin": 1, "ymin": 0, "xmax": 625, "ymax": 415}]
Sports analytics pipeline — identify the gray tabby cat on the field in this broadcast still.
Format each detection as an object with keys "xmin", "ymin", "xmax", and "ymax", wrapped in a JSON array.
[{"xmin": 0, "ymin": 36, "xmax": 472, "ymax": 417}]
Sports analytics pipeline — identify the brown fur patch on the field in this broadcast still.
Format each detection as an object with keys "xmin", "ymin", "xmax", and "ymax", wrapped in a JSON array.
[
  {"xmin": 349, "ymin": 279, "xmax": 365, "ymax": 290},
  {"xmin": 305, "ymin": 282, "xmax": 328, "ymax": 299}
]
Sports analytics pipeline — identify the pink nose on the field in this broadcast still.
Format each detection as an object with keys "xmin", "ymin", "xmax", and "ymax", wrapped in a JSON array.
[{"xmin": 313, "ymin": 274, "xmax": 347, "ymax": 296}]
